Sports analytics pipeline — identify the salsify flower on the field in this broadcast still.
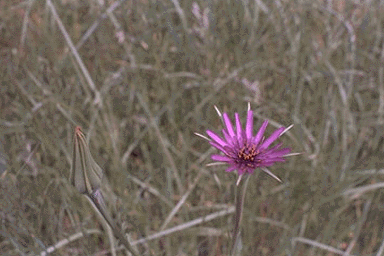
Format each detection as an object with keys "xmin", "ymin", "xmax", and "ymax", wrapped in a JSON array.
[{"xmin": 197, "ymin": 105, "xmax": 292, "ymax": 181}]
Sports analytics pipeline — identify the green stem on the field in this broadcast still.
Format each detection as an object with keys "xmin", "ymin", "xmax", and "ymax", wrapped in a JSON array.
[
  {"xmin": 230, "ymin": 174, "xmax": 251, "ymax": 256},
  {"xmin": 87, "ymin": 190, "xmax": 139, "ymax": 256}
]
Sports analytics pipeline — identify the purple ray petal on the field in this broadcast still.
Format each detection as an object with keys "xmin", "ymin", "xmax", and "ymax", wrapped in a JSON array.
[
  {"xmin": 259, "ymin": 127, "xmax": 285, "ymax": 150},
  {"xmin": 263, "ymin": 158, "xmax": 286, "ymax": 164},
  {"xmin": 223, "ymin": 113, "xmax": 235, "ymax": 137},
  {"xmin": 253, "ymin": 120, "xmax": 268, "ymax": 146},
  {"xmin": 225, "ymin": 165, "xmax": 237, "ymax": 172},
  {"xmin": 222, "ymin": 129, "xmax": 236, "ymax": 147},
  {"xmin": 206, "ymin": 130, "xmax": 227, "ymax": 146},
  {"xmin": 237, "ymin": 168, "xmax": 245, "ymax": 175},
  {"xmin": 246, "ymin": 168, "xmax": 255, "ymax": 174},
  {"xmin": 235, "ymin": 113, "xmax": 242, "ymax": 140},
  {"xmin": 209, "ymin": 141, "xmax": 227, "ymax": 152},
  {"xmin": 265, "ymin": 148, "xmax": 291, "ymax": 158},
  {"xmin": 245, "ymin": 110, "xmax": 254, "ymax": 140},
  {"xmin": 211, "ymin": 154, "xmax": 232, "ymax": 162}
]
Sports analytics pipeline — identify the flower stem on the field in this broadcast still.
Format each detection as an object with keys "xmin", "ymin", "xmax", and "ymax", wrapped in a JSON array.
[
  {"xmin": 88, "ymin": 189, "xmax": 139, "ymax": 256},
  {"xmin": 230, "ymin": 174, "xmax": 251, "ymax": 256}
]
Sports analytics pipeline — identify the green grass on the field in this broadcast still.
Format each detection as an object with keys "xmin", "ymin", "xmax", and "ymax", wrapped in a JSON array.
[{"xmin": 1, "ymin": 0, "xmax": 384, "ymax": 255}]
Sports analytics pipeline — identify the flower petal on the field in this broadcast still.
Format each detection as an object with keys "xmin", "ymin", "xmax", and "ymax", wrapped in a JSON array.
[
  {"xmin": 237, "ymin": 168, "xmax": 247, "ymax": 175},
  {"xmin": 263, "ymin": 157, "xmax": 286, "ymax": 164},
  {"xmin": 223, "ymin": 113, "xmax": 235, "ymax": 137},
  {"xmin": 211, "ymin": 154, "xmax": 232, "ymax": 162},
  {"xmin": 259, "ymin": 127, "xmax": 285, "ymax": 150},
  {"xmin": 265, "ymin": 142, "xmax": 283, "ymax": 151},
  {"xmin": 225, "ymin": 165, "xmax": 237, "ymax": 172},
  {"xmin": 246, "ymin": 168, "xmax": 255, "ymax": 174},
  {"xmin": 222, "ymin": 129, "xmax": 235, "ymax": 147},
  {"xmin": 209, "ymin": 141, "xmax": 227, "ymax": 153},
  {"xmin": 235, "ymin": 113, "xmax": 243, "ymax": 140},
  {"xmin": 253, "ymin": 120, "xmax": 268, "ymax": 146},
  {"xmin": 245, "ymin": 110, "xmax": 253, "ymax": 140},
  {"xmin": 265, "ymin": 148, "xmax": 291, "ymax": 158},
  {"xmin": 206, "ymin": 130, "xmax": 227, "ymax": 146}
]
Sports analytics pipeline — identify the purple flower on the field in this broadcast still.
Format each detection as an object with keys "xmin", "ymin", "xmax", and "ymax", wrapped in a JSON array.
[{"xmin": 204, "ymin": 108, "xmax": 291, "ymax": 178}]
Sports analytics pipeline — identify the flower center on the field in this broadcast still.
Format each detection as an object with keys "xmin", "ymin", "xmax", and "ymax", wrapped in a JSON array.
[{"xmin": 237, "ymin": 144, "xmax": 259, "ymax": 162}]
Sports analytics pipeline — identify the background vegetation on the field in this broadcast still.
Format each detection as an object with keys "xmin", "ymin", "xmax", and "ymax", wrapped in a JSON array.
[{"xmin": 1, "ymin": 0, "xmax": 384, "ymax": 255}]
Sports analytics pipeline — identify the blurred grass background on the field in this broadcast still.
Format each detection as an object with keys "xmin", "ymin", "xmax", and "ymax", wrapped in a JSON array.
[{"xmin": 1, "ymin": 0, "xmax": 384, "ymax": 255}]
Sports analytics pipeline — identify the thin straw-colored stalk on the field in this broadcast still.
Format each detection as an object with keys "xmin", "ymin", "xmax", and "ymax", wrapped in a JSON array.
[
  {"xmin": 46, "ymin": 0, "xmax": 102, "ymax": 106},
  {"xmin": 292, "ymin": 237, "xmax": 357, "ymax": 256},
  {"xmin": 20, "ymin": 0, "xmax": 35, "ymax": 51},
  {"xmin": 159, "ymin": 171, "xmax": 203, "ymax": 231},
  {"xmin": 131, "ymin": 207, "xmax": 235, "ymax": 246},
  {"xmin": 39, "ymin": 229, "xmax": 102, "ymax": 256}
]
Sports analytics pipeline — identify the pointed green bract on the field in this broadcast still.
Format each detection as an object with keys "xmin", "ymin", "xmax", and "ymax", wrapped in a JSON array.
[
  {"xmin": 69, "ymin": 127, "xmax": 139, "ymax": 255},
  {"xmin": 70, "ymin": 126, "xmax": 103, "ymax": 195}
]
